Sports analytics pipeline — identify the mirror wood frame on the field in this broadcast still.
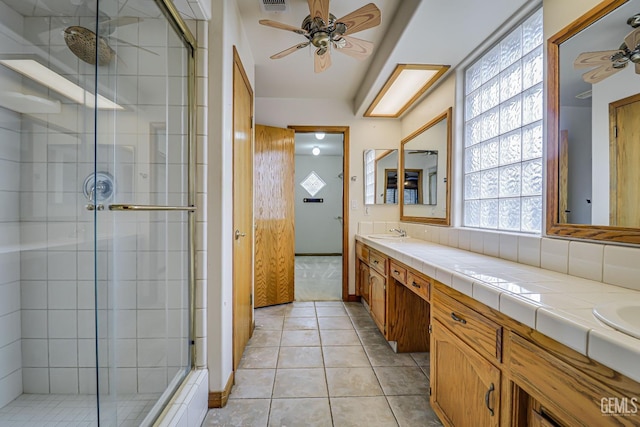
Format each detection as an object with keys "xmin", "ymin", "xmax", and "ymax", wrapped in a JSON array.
[
  {"xmin": 547, "ymin": 0, "xmax": 640, "ymax": 244},
  {"xmin": 400, "ymin": 107, "xmax": 452, "ymax": 226}
]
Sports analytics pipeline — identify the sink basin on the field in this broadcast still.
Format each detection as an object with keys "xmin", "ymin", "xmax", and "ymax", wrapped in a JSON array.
[
  {"xmin": 593, "ymin": 302, "xmax": 640, "ymax": 339},
  {"xmin": 367, "ymin": 233, "xmax": 406, "ymax": 240}
]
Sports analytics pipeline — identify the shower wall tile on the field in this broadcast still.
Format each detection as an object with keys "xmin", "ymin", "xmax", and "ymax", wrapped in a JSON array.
[
  {"xmin": 0, "ymin": 341, "xmax": 21, "ymax": 379},
  {"xmin": 0, "ymin": 371, "xmax": 22, "ymax": 408},
  {"xmin": 48, "ymin": 339, "xmax": 78, "ymax": 368},
  {"xmin": 0, "ymin": 282, "xmax": 19, "ymax": 317},
  {"xmin": 21, "ymin": 339, "xmax": 48, "ymax": 368},
  {"xmin": 48, "ymin": 310, "xmax": 77, "ymax": 339},
  {"xmin": 20, "ymin": 282, "xmax": 46, "ymax": 310},
  {"xmin": 22, "ymin": 368, "xmax": 48, "ymax": 394},
  {"xmin": 49, "ymin": 368, "xmax": 78, "ymax": 394},
  {"xmin": 48, "ymin": 282, "xmax": 77, "ymax": 310},
  {"xmin": 0, "ymin": 313, "xmax": 20, "ymax": 348},
  {"xmin": 21, "ymin": 310, "xmax": 47, "ymax": 339}
]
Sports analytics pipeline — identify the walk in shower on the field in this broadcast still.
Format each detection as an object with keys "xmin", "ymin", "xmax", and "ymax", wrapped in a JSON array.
[{"xmin": 0, "ymin": 0, "xmax": 196, "ymax": 425}]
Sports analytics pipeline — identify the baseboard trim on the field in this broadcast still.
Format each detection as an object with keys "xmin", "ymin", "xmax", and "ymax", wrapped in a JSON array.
[
  {"xmin": 346, "ymin": 294, "xmax": 361, "ymax": 302},
  {"xmin": 208, "ymin": 371, "xmax": 234, "ymax": 408}
]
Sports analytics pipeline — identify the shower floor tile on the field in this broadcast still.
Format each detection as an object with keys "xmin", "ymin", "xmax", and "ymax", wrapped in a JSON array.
[{"xmin": 0, "ymin": 392, "xmax": 161, "ymax": 426}]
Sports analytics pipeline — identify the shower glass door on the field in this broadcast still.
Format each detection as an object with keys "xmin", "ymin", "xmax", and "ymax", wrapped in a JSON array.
[{"xmin": 94, "ymin": 0, "xmax": 195, "ymax": 425}]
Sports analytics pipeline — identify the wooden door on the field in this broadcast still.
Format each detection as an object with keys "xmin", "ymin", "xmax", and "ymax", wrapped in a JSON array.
[
  {"xmin": 369, "ymin": 269, "xmax": 386, "ymax": 333},
  {"xmin": 254, "ymin": 124, "xmax": 295, "ymax": 307},
  {"xmin": 232, "ymin": 47, "xmax": 253, "ymax": 370},
  {"xmin": 431, "ymin": 320, "xmax": 501, "ymax": 427},
  {"xmin": 610, "ymin": 95, "xmax": 640, "ymax": 227}
]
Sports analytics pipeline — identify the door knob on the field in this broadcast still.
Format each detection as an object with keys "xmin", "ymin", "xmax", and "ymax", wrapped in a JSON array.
[{"xmin": 235, "ymin": 229, "xmax": 246, "ymax": 240}]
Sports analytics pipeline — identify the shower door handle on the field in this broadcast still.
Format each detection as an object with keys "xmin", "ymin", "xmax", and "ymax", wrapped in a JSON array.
[{"xmin": 108, "ymin": 204, "xmax": 197, "ymax": 212}]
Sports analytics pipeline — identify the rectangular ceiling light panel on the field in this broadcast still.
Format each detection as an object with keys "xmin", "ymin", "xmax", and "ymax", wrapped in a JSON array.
[{"xmin": 365, "ymin": 64, "xmax": 450, "ymax": 118}]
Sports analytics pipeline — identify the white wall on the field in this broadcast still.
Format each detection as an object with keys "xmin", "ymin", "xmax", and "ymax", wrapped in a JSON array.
[
  {"xmin": 559, "ymin": 106, "xmax": 592, "ymax": 224},
  {"xmin": 295, "ymin": 154, "xmax": 343, "ymax": 254},
  {"xmin": 206, "ymin": 0, "xmax": 255, "ymax": 392},
  {"xmin": 255, "ymin": 97, "xmax": 402, "ymax": 294}
]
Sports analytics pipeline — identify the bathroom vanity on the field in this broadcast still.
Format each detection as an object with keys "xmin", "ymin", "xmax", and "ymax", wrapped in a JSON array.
[{"xmin": 355, "ymin": 235, "xmax": 640, "ymax": 427}]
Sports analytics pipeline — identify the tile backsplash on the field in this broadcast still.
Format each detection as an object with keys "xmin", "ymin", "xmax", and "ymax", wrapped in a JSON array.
[{"xmin": 358, "ymin": 221, "xmax": 640, "ymax": 292}]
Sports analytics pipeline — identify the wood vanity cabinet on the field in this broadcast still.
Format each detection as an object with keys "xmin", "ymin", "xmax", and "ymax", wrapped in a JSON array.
[
  {"xmin": 355, "ymin": 241, "xmax": 388, "ymax": 335},
  {"xmin": 431, "ymin": 281, "xmax": 640, "ymax": 427},
  {"xmin": 431, "ymin": 287, "xmax": 502, "ymax": 426},
  {"xmin": 431, "ymin": 319, "xmax": 501, "ymax": 427},
  {"xmin": 369, "ymin": 268, "xmax": 386, "ymax": 333}
]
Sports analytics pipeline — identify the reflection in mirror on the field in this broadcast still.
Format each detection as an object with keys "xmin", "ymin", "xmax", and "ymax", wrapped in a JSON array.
[
  {"xmin": 549, "ymin": 0, "xmax": 640, "ymax": 244},
  {"xmin": 400, "ymin": 108, "xmax": 452, "ymax": 225},
  {"xmin": 364, "ymin": 149, "xmax": 398, "ymax": 204}
]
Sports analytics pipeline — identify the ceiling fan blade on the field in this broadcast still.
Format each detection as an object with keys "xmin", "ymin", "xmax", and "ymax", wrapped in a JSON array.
[
  {"xmin": 582, "ymin": 63, "xmax": 625, "ymax": 84},
  {"xmin": 624, "ymin": 27, "xmax": 640, "ymax": 50},
  {"xmin": 314, "ymin": 48, "xmax": 331, "ymax": 73},
  {"xmin": 270, "ymin": 42, "xmax": 310, "ymax": 59},
  {"xmin": 308, "ymin": 0, "xmax": 330, "ymax": 25},
  {"xmin": 574, "ymin": 50, "xmax": 622, "ymax": 68},
  {"xmin": 337, "ymin": 3, "xmax": 381, "ymax": 36},
  {"xmin": 334, "ymin": 35, "xmax": 373, "ymax": 60},
  {"xmin": 259, "ymin": 19, "xmax": 307, "ymax": 36}
]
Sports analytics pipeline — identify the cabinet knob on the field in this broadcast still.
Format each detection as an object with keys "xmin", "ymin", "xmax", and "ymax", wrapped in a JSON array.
[{"xmin": 411, "ymin": 281, "xmax": 421, "ymax": 289}]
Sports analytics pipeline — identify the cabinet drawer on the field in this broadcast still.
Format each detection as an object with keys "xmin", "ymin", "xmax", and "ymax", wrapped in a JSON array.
[
  {"xmin": 406, "ymin": 271, "xmax": 430, "ymax": 301},
  {"xmin": 433, "ymin": 289, "xmax": 502, "ymax": 363},
  {"xmin": 389, "ymin": 260, "xmax": 407, "ymax": 284},
  {"xmin": 356, "ymin": 241, "xmax": 369, "ymax": 262},
  {"xmin": 369, "ymin": 250, "xmax": 387, "ymax": 276},
  {"xmin": 509, "ymin": 332, "xmax": 632, "ymax": 427}
]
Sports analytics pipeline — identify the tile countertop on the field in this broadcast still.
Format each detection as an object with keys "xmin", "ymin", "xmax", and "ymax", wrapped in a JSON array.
[{"xmin": 356, "ymin": 235, "xmax": 640, "ymax": 383}]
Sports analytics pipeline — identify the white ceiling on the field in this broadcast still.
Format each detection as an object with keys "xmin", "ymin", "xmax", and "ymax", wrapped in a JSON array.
[{"xmin": 237, "ymin": 0, "xmax": 532, "ymax": 115}]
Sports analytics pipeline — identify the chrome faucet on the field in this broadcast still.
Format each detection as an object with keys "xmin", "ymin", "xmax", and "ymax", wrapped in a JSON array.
[{"xmin": 389, "ymin": 228, "xmax": 406, "ymax": 237}]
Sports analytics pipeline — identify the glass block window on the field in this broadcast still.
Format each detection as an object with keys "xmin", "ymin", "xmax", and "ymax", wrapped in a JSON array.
[
  {"xmin": 463, "ymin": 8, "xmax": 543, "ymax": 233},
  {"xmin": 300, "ymin": 171, "xmax": 326, "ymax": 197},
  {"xmin": 364, "ymin": 149, "xmax": 375, "ymax": 204}
]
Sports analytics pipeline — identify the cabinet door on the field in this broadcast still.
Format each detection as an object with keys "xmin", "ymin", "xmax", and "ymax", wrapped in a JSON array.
[
  {"xmin": 358, "ymin": 261, "xmax": 370, "ymax": 303},
  {"xmin": 369, "ymin": 269, "xmax": 386, "ymax": 334},
  {"xmin": 431, "ymin": 320, "xmax": 500, "ymax": 427}
]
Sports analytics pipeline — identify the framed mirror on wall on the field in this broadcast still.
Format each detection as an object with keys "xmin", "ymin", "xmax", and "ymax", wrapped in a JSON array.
[
  {"xmin": 363, "ymin": 149, "xmax": 399, "ymax": 204},
  {"xmin": 548, "ymin": 0, "xmax": 640, "ymax": 244},
  {"xmin": 400, "ymin": 107, "xmax": 452, "ymax": 225}
]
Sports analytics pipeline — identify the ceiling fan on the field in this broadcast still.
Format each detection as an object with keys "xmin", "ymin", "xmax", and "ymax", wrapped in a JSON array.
[
  {"xmin": 574, "ymin": 14, "xmax": 640, "ymax": 84},
  {"xmin": 259, "ymin": 1, "xmax": 381, "ymax": 73}
]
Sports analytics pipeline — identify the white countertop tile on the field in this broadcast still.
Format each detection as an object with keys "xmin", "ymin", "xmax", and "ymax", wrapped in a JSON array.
[{"xmin": 355, "ymin": 234, "xmax": 640, "ymax": 383}]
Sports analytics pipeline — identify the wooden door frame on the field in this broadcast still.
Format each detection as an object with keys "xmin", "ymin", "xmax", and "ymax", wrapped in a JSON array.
[
  {"xmin": 232, "ymin": 46, "xmax": 254, "ymax": 370},
  {"xmin": 288, "ymin": 125, "xmax": 351, "ymax": 301}
]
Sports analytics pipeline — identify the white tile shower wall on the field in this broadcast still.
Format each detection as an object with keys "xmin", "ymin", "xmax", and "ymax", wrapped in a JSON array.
[
  {"xmin": 354, "ymin": 221, "xmax": 640, "ymax": 292},
  {"xmin": 191, "ymin": 19, "xmax": 208, "ymax": 370},
  {"xmin": 0, "ymin": 106, "xmax": 23, "ymax": 407}
]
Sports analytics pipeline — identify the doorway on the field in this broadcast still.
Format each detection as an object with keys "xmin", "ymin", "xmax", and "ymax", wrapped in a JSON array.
[{"xmin": 289, "ymin": 126, "xmax": 350, "ymax": 301}]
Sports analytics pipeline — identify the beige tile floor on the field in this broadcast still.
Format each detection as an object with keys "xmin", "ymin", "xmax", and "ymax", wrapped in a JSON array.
[{"xmin": 202, "ymin": 301, "xmax": 443, "ymax": 427}]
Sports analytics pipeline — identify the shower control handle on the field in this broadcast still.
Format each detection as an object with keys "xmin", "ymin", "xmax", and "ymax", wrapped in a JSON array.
[
  {"xmin": 235, "ymin": 229, "xmax": 247, "ymax": 240},
  {"xmin": 85, "ymin": 204, "xmax": 104, "ymax": 211}
]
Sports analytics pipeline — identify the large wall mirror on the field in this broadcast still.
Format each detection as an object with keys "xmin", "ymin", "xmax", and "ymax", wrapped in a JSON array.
[
  {"xmin": 400, "ymin": 107, "xmax": 452, "ymax": 225},
  {"xmin": 548, "ymin": 0, "xmax": 640, "ymax": 244},
  {"xmin": 363, "ymin": 149, "xmax": 399, "ymax": 204}
]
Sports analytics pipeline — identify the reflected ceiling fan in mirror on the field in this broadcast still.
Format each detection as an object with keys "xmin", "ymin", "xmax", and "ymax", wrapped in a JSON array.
[
  {"xmin": 574, "ymin": 13, "xmax": 640, "ymax": 84},
  {"xmin": 259, "ymin": 0, "xmax": 381, "ymax": 73}
]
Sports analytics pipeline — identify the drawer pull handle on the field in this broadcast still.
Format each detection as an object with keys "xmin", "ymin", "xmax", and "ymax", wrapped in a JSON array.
[
  {"xmin": 411, "ymin": 281, "xmax": 421, "ymax": 288},
  {"xmin": 373, "ymin": 260, "xmax": 379, "ymax": 264},
  {"xmin": 485, "ymin": 383, "xmax": 495, "ymax": 416},
  {"xmin": 450, "ymin": 312, "xmax": 467, "ymax": 324},
  {"xmin": 393, "ymin": 270, "xmax": 400, "ymax": 275}
]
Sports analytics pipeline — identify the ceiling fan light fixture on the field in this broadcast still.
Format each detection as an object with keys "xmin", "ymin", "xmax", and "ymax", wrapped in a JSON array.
[
  {"xmin": 365, "ymin": 64, "xmax": 450, "ymax": 118},
  {"xmin": 312, "ymin": 146, "xmax": 321, "ymax": 155}
]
